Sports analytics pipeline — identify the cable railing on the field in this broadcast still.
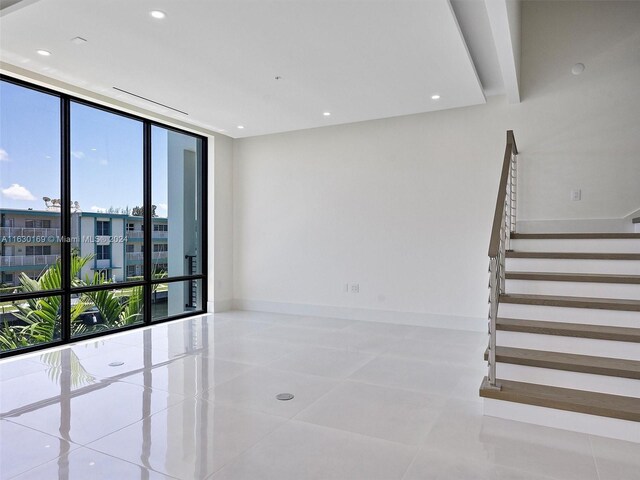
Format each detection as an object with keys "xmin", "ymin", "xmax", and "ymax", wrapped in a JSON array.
[{"xmin": 487, "ymin": 130, "xmax": 518, "ymax": 390}]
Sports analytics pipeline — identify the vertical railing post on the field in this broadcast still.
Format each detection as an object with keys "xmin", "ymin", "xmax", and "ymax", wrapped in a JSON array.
[
  {"xmin": 487, "ymin": 256, "xmax": 500, "ymax": 389},
  {"xmin": 511, "ymin": 153, "xmax": 517, "ymax": 232}
]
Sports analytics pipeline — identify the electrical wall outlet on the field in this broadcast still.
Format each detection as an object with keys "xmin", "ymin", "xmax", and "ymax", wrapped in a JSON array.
[
  {"xmin": 351, "ymin": 283, "xmax": 360, "ymax": 293},
  {"xmin": 571, "ymin": 189, "xmax": 581, "ymax": 201}
]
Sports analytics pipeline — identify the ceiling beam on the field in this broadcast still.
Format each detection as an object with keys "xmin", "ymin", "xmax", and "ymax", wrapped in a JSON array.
[{"xmin": 485, "ymin": 0, "xmax": 521, "ymax": 103}]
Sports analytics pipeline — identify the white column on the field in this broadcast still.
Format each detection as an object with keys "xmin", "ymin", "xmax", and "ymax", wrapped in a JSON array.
[{"xmin": 167, "ymin": 132, "xmax": 198, "ymax": 315}]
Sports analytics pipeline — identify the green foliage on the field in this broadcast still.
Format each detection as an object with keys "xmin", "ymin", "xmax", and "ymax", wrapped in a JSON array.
[
  {"xmin": 120, "ymin": 285, "xmax": 144, "ymax": 326},
  {"xmin": 0, "ymin": 252, "xmax": 144, "ymax": 353}
]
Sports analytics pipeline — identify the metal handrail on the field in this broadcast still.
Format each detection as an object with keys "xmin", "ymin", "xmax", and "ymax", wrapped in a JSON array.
[{"xmin": 487, "ymin": 130, "xmax": 518, "ymax": 390}]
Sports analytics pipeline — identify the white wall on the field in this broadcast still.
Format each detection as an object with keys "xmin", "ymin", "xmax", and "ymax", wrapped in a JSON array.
[
  {"xmin": 233, "ymin": 98, "xmax": 513, "ymax": 326},
  {"xmin": 231, "ymin": 1, "xmax": 640, "ymax": 325},
  {"xmin": 516, "ymin": 0, "xmax": 640, "ymax": 227}
]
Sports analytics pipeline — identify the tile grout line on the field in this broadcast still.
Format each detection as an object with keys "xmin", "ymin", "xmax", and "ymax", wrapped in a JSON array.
[{"xmin": 587, "ymin": 434, "xmax": 603, "ymax": 480}]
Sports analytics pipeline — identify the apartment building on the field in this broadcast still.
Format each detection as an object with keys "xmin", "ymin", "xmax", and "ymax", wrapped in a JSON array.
[
  {"xmin": 0, "ymin": 207, "xmax": 168, "ymax": 288},
  {"xmin": 0, "ymin": 208, "xmax": 61, "ymax": 287}
]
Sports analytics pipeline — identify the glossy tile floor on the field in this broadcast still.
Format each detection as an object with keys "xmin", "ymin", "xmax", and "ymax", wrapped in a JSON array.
[{"xmin": 1, "ymin": 311, "xmax": 638, "ymax": 479}]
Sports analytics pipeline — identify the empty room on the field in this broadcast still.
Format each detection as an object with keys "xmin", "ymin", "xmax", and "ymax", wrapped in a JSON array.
[{"xmin": 0, "ymin": 0, "xmax": 639, "ymax": 479}]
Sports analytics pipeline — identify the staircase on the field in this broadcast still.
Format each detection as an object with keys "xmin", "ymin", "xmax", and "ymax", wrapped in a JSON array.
[{"xmin": 479, "ymin": 132, "xmax": 640, "ymax": 442}]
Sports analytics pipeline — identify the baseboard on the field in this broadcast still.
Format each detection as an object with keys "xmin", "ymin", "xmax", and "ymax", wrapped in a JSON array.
[
  {"xmin": 209, "ymin": 299, "xmax": 233, "ymax": 313},
  {"xmin": 483, "ymin": 398, "xmax": 640, "ymax": 443},
  {"xmin": 231, "ymin": 298, "xmax": 485, "ymax": 332}
]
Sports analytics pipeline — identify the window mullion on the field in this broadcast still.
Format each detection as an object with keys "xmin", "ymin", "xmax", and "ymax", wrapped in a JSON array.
[
  {"xmin": 143, "ymin": 122, "xmax": 152, "ymax": 325},
  {"xmin": 61, "ymin": 95, "xmax": 71, "ymax": 343}
]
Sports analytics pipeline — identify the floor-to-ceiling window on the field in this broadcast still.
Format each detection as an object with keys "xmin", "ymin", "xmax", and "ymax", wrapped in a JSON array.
[
  {"xmin": 0, "ymin": 76, "xmax": 207, "ymax": 356},
  {"xmin": 151, "ymin": 126, "xmax": 204, "ymax": 320}
]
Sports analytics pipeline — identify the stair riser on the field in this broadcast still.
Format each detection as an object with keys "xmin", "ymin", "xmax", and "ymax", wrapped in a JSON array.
[
  {"xmin": 506, "ymin": 258, "xmax": 640, "ymax": 274},
  {"xmin": 483, "ymin": 398, "xmax": 640, "ymax": 443},
  {"xmin": 510, "ymin": 238, "xmax": 640, "ymax": 253},
  {"xmin": 505, "ymin": 279, "xmax": 640, "ymax": 298},
  {"xmin": 496, "ymin": 363, "xmax": 640, "ymax": 398},
  {"xmin": 497, "ymin": 303, "xmax": 640, "ymax": 328},
  {"xmin": 496, "ymin": 331, "xmax": 640, "ymax": 361}
]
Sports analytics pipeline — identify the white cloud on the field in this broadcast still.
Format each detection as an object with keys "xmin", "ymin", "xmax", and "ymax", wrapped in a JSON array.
[
  {"xmin": 90, "ymin": 205, "xmax": 107, "ymax": 213},
  {"xmin": 71, "ymin": 151, "xmax": 85, "ymax": 159},
  {"xmin": 1, "ymin": 183, "xmax": 36, "ymax": 201},
  {"xmin": 0, "ymin": 148, "xmax": 9, "ymax": 161},
  {"xmin": 157, "ymin": 203, "xmax": 168, "ymax": 211}
]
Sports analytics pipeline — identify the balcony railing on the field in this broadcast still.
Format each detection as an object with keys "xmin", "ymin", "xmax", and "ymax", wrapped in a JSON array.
[
  {"xmin": 0, "ymin": 227, "xmax": 61, "ymax": 239},
  {"xmin": 126, "ymin": 252, "xmax": 168, "ymax": 261},
  {"xmin": 125, "ymin": 231, "xmax": 168, "ymax": 239},
  {"xmin": 0, "ymin": 254, "xmax": 59, "ymax": 267}
]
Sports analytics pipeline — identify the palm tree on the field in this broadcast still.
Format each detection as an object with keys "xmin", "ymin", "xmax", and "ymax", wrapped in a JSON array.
[
  {"xmin": 0, "ymin": 252, "xmax": 144, "ymax": 352},
  {"xmin": 83, "ymin": 276, "xmax": 144, "ymax": 329}
]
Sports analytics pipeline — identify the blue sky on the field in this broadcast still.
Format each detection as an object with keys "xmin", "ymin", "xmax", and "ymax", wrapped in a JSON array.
[{"xmin": 0, "ymin": 80, "xmax": 169, "ymax": 217}]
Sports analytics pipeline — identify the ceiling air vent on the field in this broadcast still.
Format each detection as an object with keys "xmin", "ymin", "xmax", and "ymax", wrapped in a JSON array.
[{"xmin": 112, "ymin": 87, "xmax": 189, "ymax": 115}]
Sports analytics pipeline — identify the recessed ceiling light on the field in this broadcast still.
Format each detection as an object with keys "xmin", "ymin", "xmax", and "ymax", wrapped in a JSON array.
[
  {"xmin": 71, "ymin": 37, "xmax": 87, "ymax": 45},
  {"xmin": 150, "ymin": 10, "xmax": 166, "ymax": 19},
  {"xmin": 37, "ymin": 50, "xmax": 51, "ymax": 56},
  {"xmin": 571, "ymin": 63, "xmax": 585, "ymax": 75},
  {"xmin": 237, "ymin": 125, "xmax": 245, "ymax": 129},
  {"xmin": 323, "ymin": 112, "xmax": 331, "ymax": 116},
  {"xmin": 431, "ymin": 94, "xmax": 440, "ymax": 100}
]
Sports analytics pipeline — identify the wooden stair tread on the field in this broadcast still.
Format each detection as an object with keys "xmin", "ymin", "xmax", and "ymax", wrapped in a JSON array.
[
  {"xmin": 506, "ymin": 251, "xmax": 640, "ymax": 260},
  {"xmin": 511, "ymin": 233, "xmax": 640, "ymax": 239},
  {"xmin": 497, "ymin": 318, "xmax": 640, "ymax": 343},
  {"xmin": 500, "ymin": 293, "xmax": 640, "ymax": 311},
  {"xmin": 484, "ymin": 346, "xmax": 640, "ymax": 379},
  {"xmin": 505, "ymin": 272, "xmax": 640, "ymax": 284},
  {"xmin": 479, "ymin": 377, "xmax": 640, "ymax": 422}
]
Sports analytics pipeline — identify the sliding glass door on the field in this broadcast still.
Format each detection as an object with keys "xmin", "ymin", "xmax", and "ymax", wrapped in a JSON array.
[{"xmin": 0, "ymin": 76, "xmax": 207, "ymax": 356}]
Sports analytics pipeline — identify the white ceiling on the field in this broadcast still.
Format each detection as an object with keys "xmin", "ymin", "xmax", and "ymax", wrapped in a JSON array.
[{"xmin": 0, "ymin": 0, "xmax": 497, "ymax": 138}]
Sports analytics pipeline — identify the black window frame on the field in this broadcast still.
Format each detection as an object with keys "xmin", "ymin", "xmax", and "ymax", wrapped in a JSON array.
[
  {"xmin": 153, "ymin": 243, "xmax": 168, "ymax": 252},
  {"xmin": 96, "ymin": 220, "xmax": 111, "ymax": 236},
  {"xmin": 25, "ymin": 245, "xmax": 52, "ymax": 256},
  {"xmin": 0, "ymin": 74, "xmax": 208, "ymax": 358},
  {"xmin": 96, "ymin": 244, "xmax": 111, "ymax": 260},
  {"xmin": 25, "ymin": 219, "xmax": 52, "ymax": 228}
]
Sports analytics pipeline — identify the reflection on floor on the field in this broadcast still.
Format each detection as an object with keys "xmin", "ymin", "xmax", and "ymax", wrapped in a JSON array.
[{"xmin": 0, "ymin": 311, "xmax": 637, "ymax": 479}]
